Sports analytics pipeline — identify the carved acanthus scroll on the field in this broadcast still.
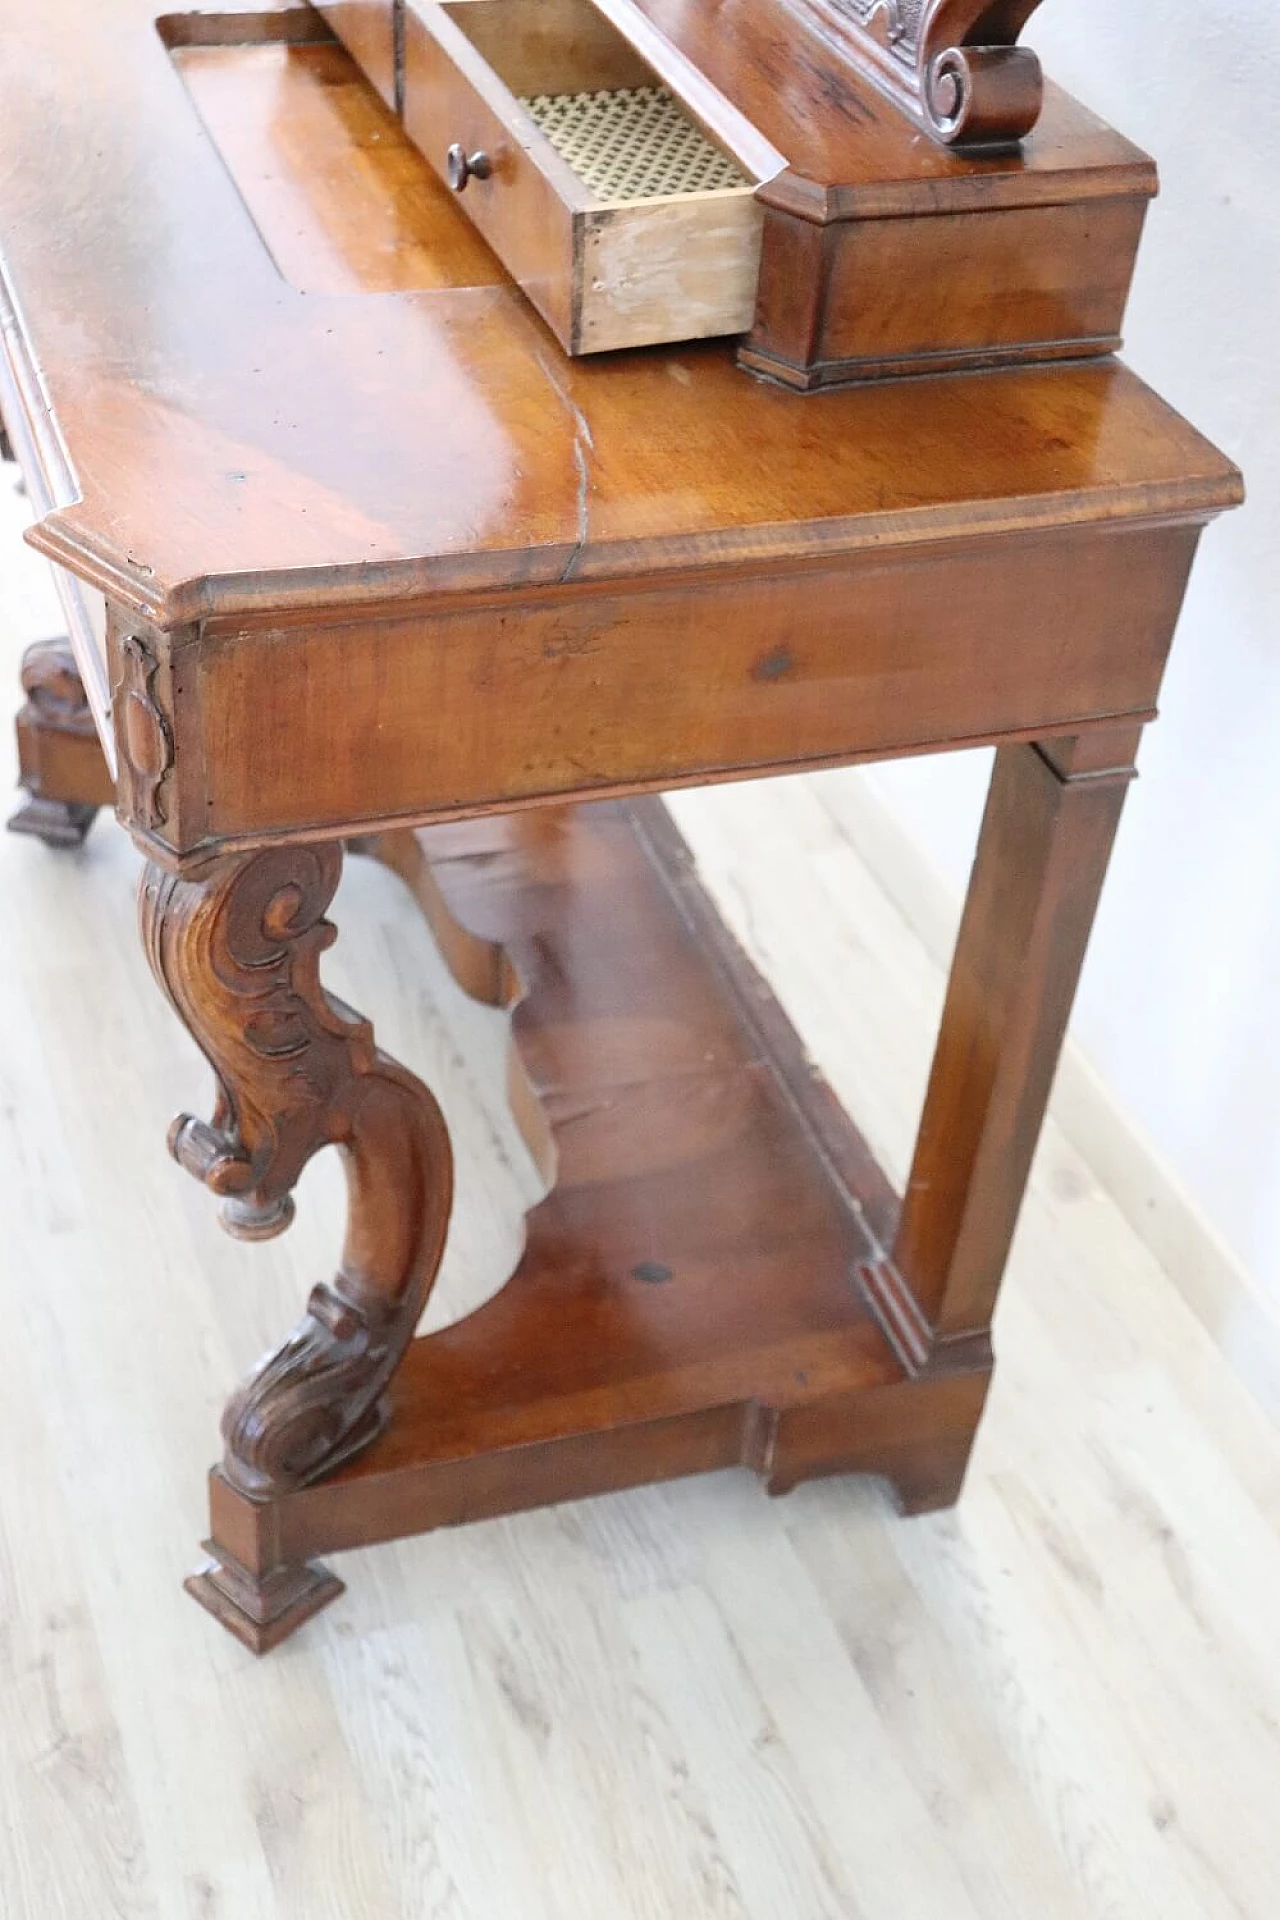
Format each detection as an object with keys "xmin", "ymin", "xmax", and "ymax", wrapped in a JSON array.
[
  {"xmin": 9, "ymin": 639, "xmax": 109, "ymax": 846},
  {"xmin": 806, "ymin": 0, "xmax": 1047, "ymax": 148},
  {"xmin": 19, "ymin": 638, "xmax": 93, "ymax": 730},
  {"xmin": 139, "ymin": 841, "xmax": 453, "ymax": 1500}
]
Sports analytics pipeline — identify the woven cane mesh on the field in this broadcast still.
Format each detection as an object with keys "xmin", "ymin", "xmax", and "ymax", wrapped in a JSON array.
[{"xmin": 519, "ymin": 85, "xmax": 748, "ymax": 202}]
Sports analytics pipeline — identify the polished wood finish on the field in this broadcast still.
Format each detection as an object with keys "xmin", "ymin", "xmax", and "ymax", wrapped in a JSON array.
[
  {"xmin": 0, "ymin": 9, "xmax": 1241, "ymax": 1648},
  {"xmin": 10, "ymin": 655, "xmax": 1280, "ymax": 1916},
  {"xmin": 866, "ymin": 727, "xmax": 1141, "ymax": 1358},
  {"xmin": 595, "ymin": 3, "xmax": 1152, "ymax": 219},
  {"xmin": 140, "ymin": 843, "xmax": 454, "ymax": 1492},
  {"xmin": 326, "ymin": 0, "xmax": 1155, "ymax": 379},
  {"xmin": 402, "ymin": 0, "xmax": 764, "ymax": 354},
  {"xmin": 755, "ymin": 187, "xmax": 1152, "ymax": 389},
  {"xmin": 609, "ymin": 0, "xmax": 1160, "ymax": 383},
  {"xmin": 139, "ymin": 835, "xmax": 453, "ymax": 1650},
  {"xmin": 0, "ymin": 18, "xmax": 1226, "ymax": 630},
  {"xmin": 173, "ymin": 38, "xmax": 508, "ymax": 294},
  {"xmin": 645, "ymin": 0, "xmax": 1154, "ymax": 383},
  {"xmin": 9, "ymin": 640, "xmax": 112, "ymax": 847},
  {"xmin": 195, "ymin": 797, "xmax": 992, "ymax": 1648},
  {"xmin": 175, "ymin": 516, "xmax": 1199, "ymax": 850},
  {"xmin": 314, "ymin": 0, "xmax": 397, "ymax": 104},
  {"xmin": 794, "ymin": 0, "xmax": 1049, "ymax": 150}
]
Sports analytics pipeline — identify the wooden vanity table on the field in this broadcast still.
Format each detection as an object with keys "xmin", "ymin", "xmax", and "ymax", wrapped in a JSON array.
[{"xmin": 1, "ymin": 0, "xmax": 1241, "ymax": 1652}]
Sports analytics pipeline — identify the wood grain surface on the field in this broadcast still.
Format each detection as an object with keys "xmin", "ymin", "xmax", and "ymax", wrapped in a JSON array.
[
  {"xmin": 0, "ymin": 0, "xmax": 1250, "ymax": 1747},
  {"xmin": 0, "ymin": 15, "xmax": 1238, "ymax": 626},
  {"xmin": 4, "ymin": 501, "xmax": 1278, "ymax": 1913}
]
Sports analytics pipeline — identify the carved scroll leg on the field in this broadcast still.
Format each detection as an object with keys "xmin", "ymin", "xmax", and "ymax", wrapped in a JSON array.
[
  {"xmin": 10, "ymin": 640, "xmax": 114, "ymax": 847},
  {"xmin": 139, "ymin": 840, "xmax": 454, "ymax": 1652},
  {"xmin": 864, "ymin": 728, "xmax": 1140, "ymax": 1513}
]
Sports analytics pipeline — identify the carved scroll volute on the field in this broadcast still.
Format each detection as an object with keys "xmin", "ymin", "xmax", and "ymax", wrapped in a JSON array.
[
  {"xmin": 922, "ymin": 0, "xmax": 1044, "ymax": 146},
  {"xmin": 139, "ymin": 843, "xmax": 454, "ymax": 1499},
  {"xmin": 820, "ymin": 0, "xmax": 1047, "ymax": 148},
  {"xmin": 21, "ymin": 639, "xmax": 97, "ymax": 732}
]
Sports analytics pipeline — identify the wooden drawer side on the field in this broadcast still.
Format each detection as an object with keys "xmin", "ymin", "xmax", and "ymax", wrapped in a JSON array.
[
  {"xmin": 314, "ymin": 0, "xmax": 398, "ymax": 107},
  {"xmin": 402, "ymin": 2, "xmax": 582, "ymax": 346}
]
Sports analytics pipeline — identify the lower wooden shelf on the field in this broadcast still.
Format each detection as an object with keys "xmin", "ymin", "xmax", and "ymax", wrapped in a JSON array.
[{"xmin": 193, "ymin": 798, "xmax": 991, "ymax": 1652}]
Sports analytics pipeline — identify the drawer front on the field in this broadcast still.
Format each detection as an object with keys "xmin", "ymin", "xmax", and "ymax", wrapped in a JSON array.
[
  {"xmin": 577, "ymin": 195, "xmax": 760, "ymax": 353},
  {"xmin": 193, "ymin": 525, "xmax": 1194, "ymax": 844},
  {"xmin": 403, "ymin": 3, "xmax": 581, "ymax": 348},
  {"xmin": 315, "ymin": 1, "xmax": 398, "ymax": 107}
]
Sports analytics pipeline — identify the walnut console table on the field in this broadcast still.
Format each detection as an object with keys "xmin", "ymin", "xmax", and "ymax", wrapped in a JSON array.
[{"xmin": 1, "ymin": 1, "xmax": 1240, "ymax": 1652}]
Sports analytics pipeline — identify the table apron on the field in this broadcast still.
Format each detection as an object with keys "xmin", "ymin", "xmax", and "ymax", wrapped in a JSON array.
[{"xmin": 148, "ymin": 520, "xmax": 1199, "ymax": 853}]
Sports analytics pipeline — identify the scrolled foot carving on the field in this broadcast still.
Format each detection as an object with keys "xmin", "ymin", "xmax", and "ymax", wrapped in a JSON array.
[
  {"xmin": 8, "ymin": 793, "xmax": 99, "ymax": 848},
  {"xmin": 140, "ymin": 841, "xmax": 453, "ymax": 1500},
  {"xmin": 10, "ymin": 639, "xmax": 108, "ymax": 847},
  {"xmin": 185, "ymin": 1542, "xmax": 345, "ymax": 1655}
]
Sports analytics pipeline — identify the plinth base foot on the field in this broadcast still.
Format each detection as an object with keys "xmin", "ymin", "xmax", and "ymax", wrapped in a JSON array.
[
  {"xmin": 9, "ymin": 795, "xmax": 99, "ymax": 848},
  {"xmin": 185, "ymin": 1545, "xmax": 345, "ymax": 1655},
  {"xmin": 886, "ymin": 1446, "xmax": 977, "ymax": 1516}
]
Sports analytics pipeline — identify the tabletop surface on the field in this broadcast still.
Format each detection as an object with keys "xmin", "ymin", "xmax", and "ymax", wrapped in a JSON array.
[{"xmin": 0, "ymin": 0, "xmax": 1242, "ymax": 628}]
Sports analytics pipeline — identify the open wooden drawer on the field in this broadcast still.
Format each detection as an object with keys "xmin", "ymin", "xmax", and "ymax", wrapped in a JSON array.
[
  {"xmin": 299, "ymin": 0, "xmax": 1155, "ymax": 384},
  {"xmin": 401, "ymin": 0, "xmax": 772, "ymax": 352}
]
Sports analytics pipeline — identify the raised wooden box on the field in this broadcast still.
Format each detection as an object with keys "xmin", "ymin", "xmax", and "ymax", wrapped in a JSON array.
[{"xmin": 230, "ymin": 0, "xmax": 1158, "ymax": 384}]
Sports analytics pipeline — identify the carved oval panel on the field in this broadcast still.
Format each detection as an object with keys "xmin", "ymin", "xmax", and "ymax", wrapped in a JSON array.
[
  {"xmin": 115, "ymin": 631, "xmax": 175, "ymax": 830},
  {"xmin": 123, "ymin": 686, "xmax": 170, "ymax": 776}
]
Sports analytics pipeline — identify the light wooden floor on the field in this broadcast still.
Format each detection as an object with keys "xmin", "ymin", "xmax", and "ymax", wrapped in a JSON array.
[{"xmin": 3, "ymin": 461, "xmax": 1280, "ymax": 1920}]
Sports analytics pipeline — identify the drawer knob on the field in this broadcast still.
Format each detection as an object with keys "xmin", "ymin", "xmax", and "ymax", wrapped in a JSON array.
[{"xmin": 446, "ymin": 144, "xmax": 492, "ymax": 192}]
